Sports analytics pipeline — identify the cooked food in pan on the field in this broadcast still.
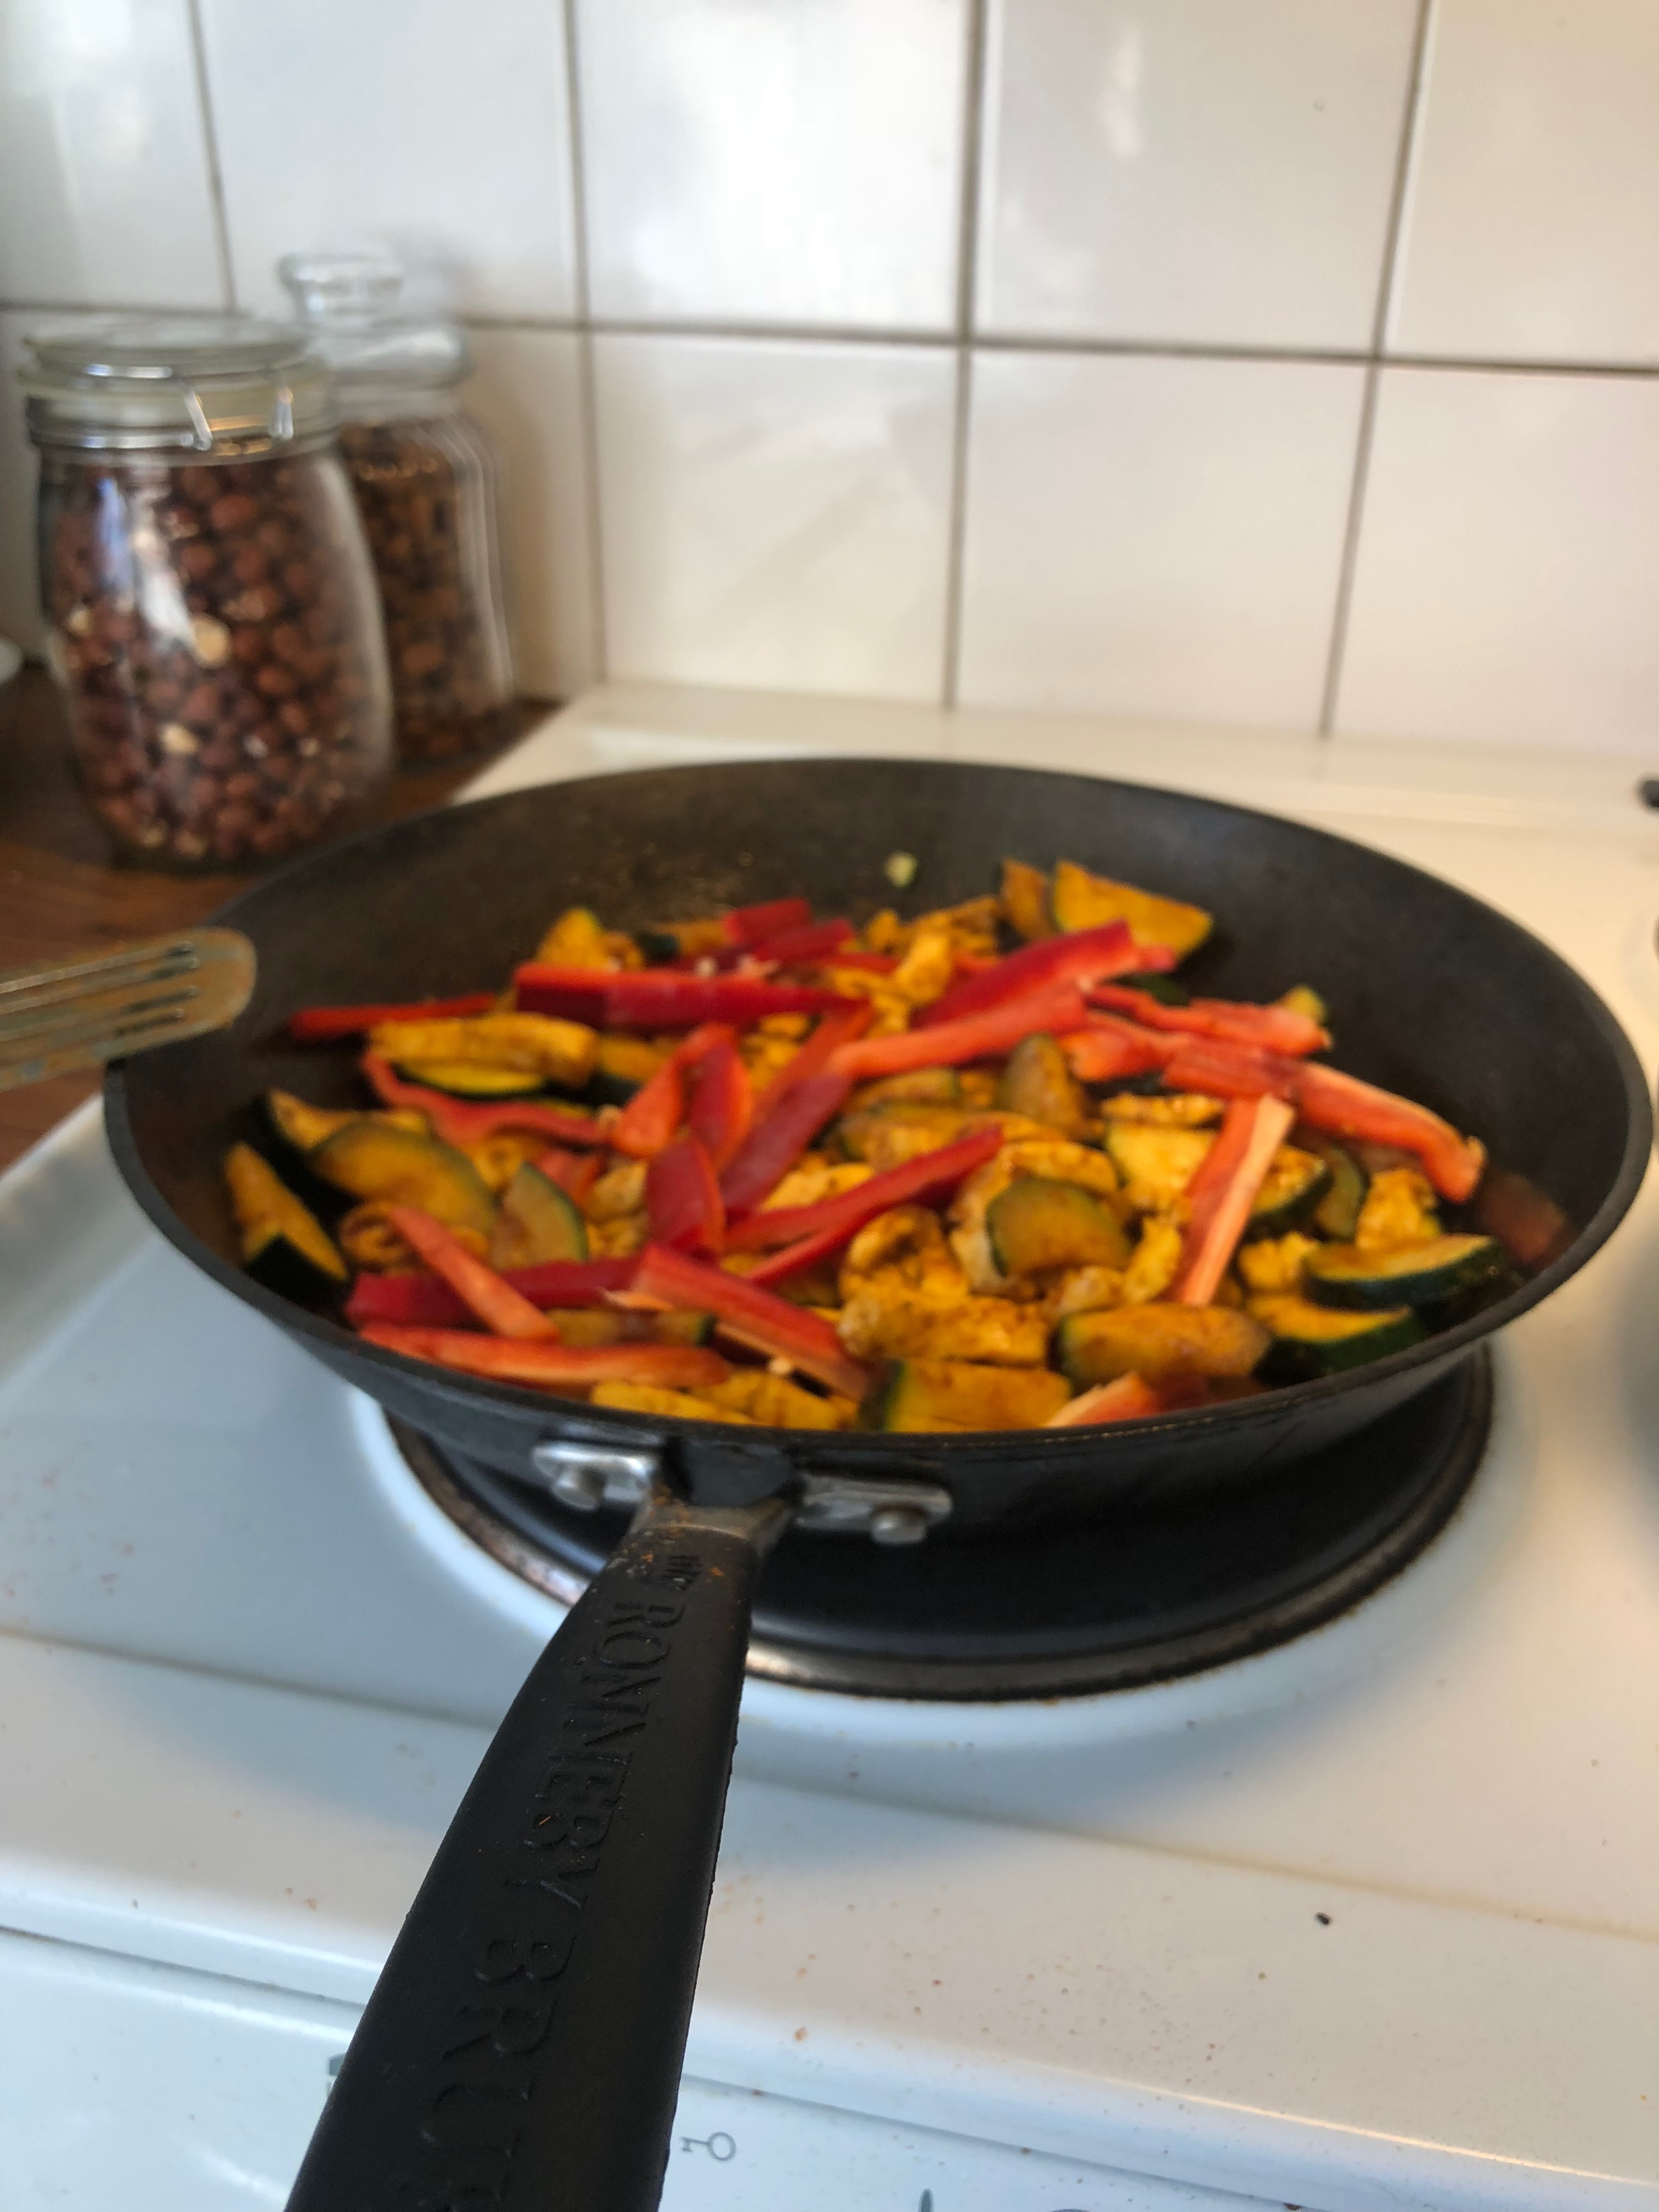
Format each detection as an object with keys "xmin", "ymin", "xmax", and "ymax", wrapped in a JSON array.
[{"xmin": 224, "ymin": 855, "xmax": 1526, "ymax": 1432}]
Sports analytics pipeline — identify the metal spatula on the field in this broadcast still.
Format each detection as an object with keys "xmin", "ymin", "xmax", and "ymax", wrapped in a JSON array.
[{"xmin": 0, "ymin": 928, "xmax": 256, "ymax": 1090}]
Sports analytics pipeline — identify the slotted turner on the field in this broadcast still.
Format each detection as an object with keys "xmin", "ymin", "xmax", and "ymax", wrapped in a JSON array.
[{"xmin": 0, "ymin": 928, "xmax": 256, "ymax": 1090}]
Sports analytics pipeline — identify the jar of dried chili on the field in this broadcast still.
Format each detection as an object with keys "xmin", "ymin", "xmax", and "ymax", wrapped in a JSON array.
[
  {"xmin": 279, "ymin": 255, "xmax": 516, "ymax": 764},
  {"xmin": 22, "ymin": 317, "xmax": 393, "ymax": 869}
]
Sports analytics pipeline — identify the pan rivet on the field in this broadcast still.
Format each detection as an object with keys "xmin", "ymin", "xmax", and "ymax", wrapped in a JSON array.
[
  {"xmin": 869, "ymin": 1505, "xmax": 929, "ymax": 1547},
  {"xmin": 549, "ymin": 1465, "xmax": 607, "ymax": 1512}
]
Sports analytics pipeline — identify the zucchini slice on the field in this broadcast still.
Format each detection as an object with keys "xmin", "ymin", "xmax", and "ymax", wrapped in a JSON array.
[
  {"xmin": 1000, "ymin": 859, "xmax": 1054, "ymax": 943},
  {"xmin": 1102, "ymin": 1121, "xmax": 1212, "ymax": 1210},
  {"xmin": 311, "ymin": 1121, "xmax": 496, "ymax": 1237},
  {"xmin": 986, "ymin": 1177, "xmax": 1131, "ymax": 1276},
  {"xmin": 836, "ymin": 1102, "xmax": 973, "ymax": 1170},
  {"xmin": 867, "ymin": 1358, "xmax": 1073, "ymax": 1432},
  {"xmin": 369, "ymin": 1012, "xmax": 597, "ymax": 1092},
  {"xmin": 588, "ymin": 1032, "xmax": 669, "ymax": 1104},
  {"xmin": 488, "ymin": 1163, "xmax": 589, "ymax": 1271},
  {"xmin": 996, "ymin": 1033, "xmax": 1090, "ymax": 1136},
  {"xmin": 1308, "ymin": 1139, "xmax": 1366, "ymax": 1241},
  {"xmin": 1049, "ymin": 859, "xmax": 1212, "ymax": 958},
  {"xmin": 394, "ymin": 1058, "xmax": 548, "ymax": 1099},
  {"xmin": 1055, "ymin": 1302, "xmax": 1269, "ymax": 1389},
  {"xmin": 1303, "ymin": 1233, "xmax": 1505, "ymax": 1311},
  {"xmin": 850, "ymin": 1068, "xmax": 964, "ymax": 1108},
  {"xmin": 265, "ymin": 1090, "xmax": 426, "ymax": 1154},
  {"xmin": 1251, "ymin": 1293, "xmax": 1425, "ymax": 1379},
  {"xmin": 1246, "ymin": 1143, "xmax": 1330, "ymax": 1237},
  {"xmin": 224, "ymin": 1142, "xmax": 348, "ymax": 1299}
]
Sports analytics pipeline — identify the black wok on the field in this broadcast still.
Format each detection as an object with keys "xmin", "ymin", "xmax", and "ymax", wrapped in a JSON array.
[{"xmin": 104, "ymin": 759, "xmax": 1648, "ymax": 2211}]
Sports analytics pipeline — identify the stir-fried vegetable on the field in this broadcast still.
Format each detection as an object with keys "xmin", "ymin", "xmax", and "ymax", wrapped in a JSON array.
[{"xmin": 233, "ymin": 853, "xmax": 1521, "ymax": 1430}]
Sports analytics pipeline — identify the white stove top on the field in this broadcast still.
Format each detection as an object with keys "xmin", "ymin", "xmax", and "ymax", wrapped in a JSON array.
[{"xmin": 3, "ymin": 684, "xmax": 1657, "ymax": 2210}]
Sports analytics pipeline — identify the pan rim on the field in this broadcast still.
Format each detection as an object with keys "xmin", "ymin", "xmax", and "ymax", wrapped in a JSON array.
[{"xmin": 103, "ymin": 757, "xmax": 1654, "ymax": 1452}]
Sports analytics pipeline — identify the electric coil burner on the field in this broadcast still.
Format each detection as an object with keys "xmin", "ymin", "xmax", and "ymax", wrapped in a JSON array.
[{"xmin": 390, "ymin": 1350, "xmax": 1490, "ymax": 1702}]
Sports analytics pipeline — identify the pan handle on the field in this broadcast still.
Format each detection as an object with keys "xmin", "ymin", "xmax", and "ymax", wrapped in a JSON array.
[{"xmin": 286, "ymin": 1483, "xmax": 791, "ymax": 2212}]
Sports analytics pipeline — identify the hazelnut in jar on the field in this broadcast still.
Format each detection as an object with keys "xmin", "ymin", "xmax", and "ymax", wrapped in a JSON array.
[
  {"xmin": 22, "ymin": 319, "xmax": 393, "ymax": 871},
  {"xmin": 280, "ymin": 255, "xmax": 515, "ymax": 764}
]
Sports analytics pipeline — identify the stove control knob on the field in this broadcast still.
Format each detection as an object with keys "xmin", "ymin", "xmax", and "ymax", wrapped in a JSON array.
[{"xmin": 868, "ymin": 1504, "xmax": 930, "ymax": 1547}]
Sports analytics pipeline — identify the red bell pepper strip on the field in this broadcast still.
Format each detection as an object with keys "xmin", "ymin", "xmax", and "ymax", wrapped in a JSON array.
[
  {"xmin": 1046, "ymin": 1374, "xmax": 1169, "ymax": 1426},
  {"xmin": 1158, "ymin": 1039, "xmax": 1486, "ymax": 1202},
  {"xmin": 724, "ymin": 896, "xmax": 812, "ymax": 947},
  {"xmin": 607, "ymin": 1022, "xmax": 733, "ymax": 1160},
  {"xmin": 916, "ymin": 923, "xmax": 1165, "ymax": 1030},
  {"xmin": 288, "ymin": 992, "xmax": 497, "ymax": 1042},
  {"xmin": 719, "ymin": 1071, "xmax": 853, "ymax": 1216},
  {"xmin": 751, "ymin": 1000, "xmax": 872, "ymax": 1118},
  {"xmin": 743, "ymin": 1220, "xmax": 861, "ymax": 1289},
  {"xmin": 359, "ymin": 1323, "xmax": 729, "ymax": 1392},
  {"xmin": 1172, "ymin": 1096, "xmax": 1296, "ymax": 1306},
  {"xmin": 532, "ymin": 1146, "xmax": 604, "ymax": 1207},
  {"xmin": 1088, "ymin": 984, "xmax": 1328, "ymax": 1056},
  {"xmin": 346, "ymin": 1256, "xmax": 635, "ymax": 1330},
  {"xmin": 726, "ymin": 1125, "xmax": 1004, "ymax": 1252},
  {"xmin": 819, "ymin": 950, "xmax": 899, "ymax": 974},
  {"xmin": 385, "ymin": 1205, "xmax": 560, "ymax": 1339},
  {"xmin": 361, "ymin": 1054, "xmax": 611, "ymax": 1151},
  {"xmin": 1058, "ymin": 1018, "xmax": 1182, "ymax": 1084},
  {"xmin": 617, "ymin": 1243, "xmax": 868, "ymax": 1399},
  {"xmin": 514, "ymin": 964, "xmax": 854, "ymax": 1028},
  {"xmin": 744, "ymin": 918, "xmax": 856, "ymax": 966},
  {"xmin": 687, "ymin": 1038, "xmax": 753, "ymax": 1170},
  {"xmin": 827, "ymin": 983, "xmax": 1090, "ymax": 1082},
  {"xmin": 646, "ymin": 1134, "xmax": 726, "ymax": 1254}
]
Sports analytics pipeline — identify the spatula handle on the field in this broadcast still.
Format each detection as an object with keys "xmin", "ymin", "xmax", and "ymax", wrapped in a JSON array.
[{"xmin": 286, "ymin": 1487, "xmax": 787, "ymax": 2212}]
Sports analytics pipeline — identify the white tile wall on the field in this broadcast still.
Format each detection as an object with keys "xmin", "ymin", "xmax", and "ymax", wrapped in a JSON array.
[
  {"xmin": 959, "ymin": 351, "xmax": 1364, "ymax": 727},
  {"xmin": 197, "ymin": 0, "xmax": 579, "ymax": 319},
  {"xmin": 465, "ymin": 330, "xmax": 598, "ymax": 701},
  {"xmin": 3, "ymin": 0, "xmax": 1658, "ymax": 754},
  {"xmin": 1390, "ymin": 0, "xmax": 1659, "ymax": 367},
  {"xmin": 592, "ymin": 334, "xmax": 955, "ymax": 698},
  {"xmin": 1336, "ymin": 368, "xmax": 1659, "ymax": 756},
  {"xmin": 976, "ymin": 0, "xmax": 1418, "ymax": 349},
  {"xmin": 577, "ymin": 0, "xmax": 968, "ymax": 332},
  {"xmin": 0, "ymin": 0, "xmax": 223, "ymax": 310}
]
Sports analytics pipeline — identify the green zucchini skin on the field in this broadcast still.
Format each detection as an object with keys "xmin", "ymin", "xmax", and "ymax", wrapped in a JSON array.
[
  {"xmin": 390, "ymin": 1059, "xmax": 548, "ymax": 1101},
  {"xmin": 1119, "ymin": 973, "xmax": 1189, "ymax": 1006},
  {"xmin": 996, "ymin": 1034, "xmax": 1090, "ymax": 1136},
  {"xmin": 311, "ymin": 1121, "xmax": 497, "ymax": 1237},
  {"xmin": 1308, "ymin": 1141, "xmax": 1367, "ymax": 1240},
  {"xmin": 985, "ymin": 1176, "xmax": 1131, "ymax": 1275},
  {"xmin": 1251, "ymin": 1294, "xmax": 1425, "ymax": 1380},
  {"xmin": 1304, "ymin": 1233, "xmax": 1505, "ymax": 1311},
  {"xmin": 1245, "ymin": 1144, "xmax": 1330, "ymax": 1238},
  {"xmin": 488, "ymin": 1163, "xmax": 589, "ymax": 1270}
]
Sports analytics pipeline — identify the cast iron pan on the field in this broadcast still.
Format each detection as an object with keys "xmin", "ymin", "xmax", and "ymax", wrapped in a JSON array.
[{"xmin": 105, "ymin": 760, "xmax": 1649, "ymax": 2211}]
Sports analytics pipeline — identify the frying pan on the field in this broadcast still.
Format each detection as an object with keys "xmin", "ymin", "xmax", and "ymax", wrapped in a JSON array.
[{"xmin": 104, "ymin": 759, "xmax": 1649, "ymax": 2210}]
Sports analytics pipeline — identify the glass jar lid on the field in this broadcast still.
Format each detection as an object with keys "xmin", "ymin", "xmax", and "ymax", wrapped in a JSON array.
[
  {"xmin": 277, "ymin": 253, "xmax": 471, "ymax": 393},
  {"xmin": 20, "ymin": 316, "xmax": 337, "ymax": 455}
]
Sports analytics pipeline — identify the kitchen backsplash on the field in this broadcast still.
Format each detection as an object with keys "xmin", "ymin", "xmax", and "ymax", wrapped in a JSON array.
[{"xmin": 4, "ymin": 0, "xmax": 1657, "ymax": 757}]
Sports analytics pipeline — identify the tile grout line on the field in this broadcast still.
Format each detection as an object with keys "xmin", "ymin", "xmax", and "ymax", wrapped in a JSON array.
[
  {"xmin": 561, "ymin": 0, "xmax": 609, "ymax": 687},
  {"xmin": 1317, "ymin": 0, "xmax": 1435, "ymax": 737},
  {"xmin": 182, "ymin": 0, "xmax": 238, "ymax": 312},
  {"xmin": 940, "ymin": 0, "xmax": 991, "ymax": 711}
]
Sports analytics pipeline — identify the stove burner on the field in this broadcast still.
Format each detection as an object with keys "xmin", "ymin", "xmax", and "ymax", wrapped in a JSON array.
[{"xmin": 391, "ymin": 1351, "xmax": 1489, "ymax": 1702}]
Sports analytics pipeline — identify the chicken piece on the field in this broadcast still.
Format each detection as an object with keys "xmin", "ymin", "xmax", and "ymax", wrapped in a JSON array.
[
  {"xmin": 587, "ymin": 1159, "xmax": 648, "ymax": 1221},
  {"xmin": 695, "ymin": 1372, "xmax": 857, "ymax": 1430},
  {"xmin": 1052, "ymin": 1265, "xmax": 1126, "ymax": 1319},
  {"xmin": 1355, "ymin": 1166, "xmax": 1440, "ymax": 1252},
  {"xmin": 739, "ymin": 1029, "xmax": 803, "ymax": 1086},
  {"xmin": 839, "ymin": 1205, "xmax": 965, "ymax": 1301},
  {"xmin": 955, "ymin": 1068, "xmax": 1001, "ymax": 1109},
  {"xmin": 760, "ymin": 1155, "xmax": 874, "ymax": 1210},
  {"xmin": 949, "ymin": 1137, "xmax": 1125, "ymax": 1295},
  {"xmin": 591, "ymin": 1383, "xmax": 758, "ymax": 1424},
  {"xmin": 464, "ymin": 1130, "xmax": 549, "ymax": 1195},
  {"xmin": 1122, "ymin": 1215, "xmax": 1186, "ymax": 1303},
  {"xmin": 838, "ymin": 1289, "xmax": 1051, "ymax": 1367},
  {"xmin": 534, "ymin": 905, "xmax": 618, "ymax": 970},
  {"xmin": 588, "ymin": 1212, "xmax": 648, "ymax": 1257},
  {"xmin": 1237, "ymin": 1231, "xmax": 1321, "ymax": 1295},
  {"xmin": 1101, "ymin": 1092, "xmax": 1225, "ymax": 1127},
  {"xmin": 887, "ymin": 917, "xmax": 957, "ymax": 1009}
]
